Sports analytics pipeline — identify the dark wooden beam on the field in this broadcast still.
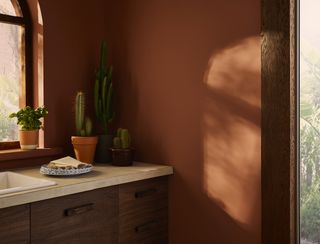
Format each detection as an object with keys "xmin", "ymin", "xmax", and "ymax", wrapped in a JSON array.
[
  {"xmin": 18, "ymin": 0, "xmax": 33, "ymax": 107},
  {"xmin": 261, "ymin": 0, "xmax": 298, "ymax": 243},
  {"xmin": 0, "ymin": 14, "xmax": 24, "ymax": 25}
]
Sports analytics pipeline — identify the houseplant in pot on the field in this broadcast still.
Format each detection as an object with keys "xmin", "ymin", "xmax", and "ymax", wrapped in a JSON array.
[
  {"xmin": 9, "ymin": 106, "xmax": 48, "ymax": 150},
  {"xmin": 110, "ymin": 128, "xmax": 134, "ymax": 166},
  {"xmin": 71, "ymin": 91, "xmax": 98, "ymax": 164},
  {"xmin": 94, "ymin": 41, "xmax": 114, "ymax": 163}
]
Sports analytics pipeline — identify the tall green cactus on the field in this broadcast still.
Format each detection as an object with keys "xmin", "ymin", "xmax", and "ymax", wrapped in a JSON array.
[
  {"xmin": 94, "ymin": 41, "xmax": 114, "ymax": 134},
  {"xmin": 75, "ymin": 92, "xmax": 92, "ymax": 136},
  {"xmin": 85, "ymin": 117, "xmax": 93, "ymax": 136},
  {"xmin": 75, "ymin": 92, "xmax": 85, "ymax": 136}
]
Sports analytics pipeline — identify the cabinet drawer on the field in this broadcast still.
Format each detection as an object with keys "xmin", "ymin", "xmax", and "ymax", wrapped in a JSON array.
[
  {"xmin": 0, "ymin": 204, "xmax": 30, "ymax": 244},
  {"xmin": 31, "ymin": 187, "xmax": 118, "ymax": 244},
  {"xmin": 119, "ymin": 207, "xmax": 168, "ymax": 244},
  {"xmin": 119, "ymin": 176, "xmax": 168, "ymax": 215},
  {"xmin": 119, "ymin": 177, "xmax": 168, "ymax": 244}
]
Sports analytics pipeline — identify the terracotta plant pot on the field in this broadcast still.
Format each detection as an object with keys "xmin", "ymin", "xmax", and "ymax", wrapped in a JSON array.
[
  {"xmin": 109, "ymin": 148, "xmax": 134, "ymax": 166},
  {"xmin": 19, "ymin": 130, "xmax": 39, "ymax": 150},
  {"xmin": 71, "ymin": 136, "xmax": 98, "ymax": 164}
]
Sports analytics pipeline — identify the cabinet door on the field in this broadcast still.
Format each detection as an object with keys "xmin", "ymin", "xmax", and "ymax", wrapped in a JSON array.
[
  {"xmin": 0, "ymin": 204, "xmax": 30, "ymax": 244},
  {"xmin": 119, "ymin": 177, "xmax": 168, "ymax": 244},
  {"xmin": 31, "ymin": 187, "xmax": 118, "ymax": 244}
]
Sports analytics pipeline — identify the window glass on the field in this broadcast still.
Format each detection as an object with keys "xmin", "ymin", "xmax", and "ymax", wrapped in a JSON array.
[
  {"xmin": 300, "ymin": 0, "xmax": 320, "ymax": 243},
  {"xmin": 0, "ymin": 22, "xmax": 24, "ymax": 141},
  {"xmin": 0, "ymin": 0, "xmax": 22, "ymax": 17}
]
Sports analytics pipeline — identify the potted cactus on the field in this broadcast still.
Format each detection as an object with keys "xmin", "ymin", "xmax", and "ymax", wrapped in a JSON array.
[
  {"xmin": 9, "ymin": 106, "xmax": 48, "ymax": 150},
  {"xmin": 71, "ymin": 91, "xmax": 97, "ymax": 164},
  {"xmin": 94, "ymin": 41, "xmax": 114, "ymax": 163},
  {"xmin": 109, "ymin": 128, "xmax": 134, "ymax": 166}
]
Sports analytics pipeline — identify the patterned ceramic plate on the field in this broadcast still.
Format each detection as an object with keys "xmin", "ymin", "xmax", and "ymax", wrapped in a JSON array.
[{"xmin": 40, "ymin": 164, "xmax": 93, "ymax": 176}]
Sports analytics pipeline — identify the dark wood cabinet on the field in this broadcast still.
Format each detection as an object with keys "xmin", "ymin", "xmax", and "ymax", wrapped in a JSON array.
[
  {"xmin": 119, "ymin": 177, "xmax": 168, "ymax": 244},
  {"xmin": 31, "ymin": 187, "xmax": 118, "ymax": 244},
  {"xmin": 0, "ymin": 176, "xmax": 168, "ymax": 244},
  {"xmin": 0, "ymin": 204, "xmax": 30, "ymax": 244}
]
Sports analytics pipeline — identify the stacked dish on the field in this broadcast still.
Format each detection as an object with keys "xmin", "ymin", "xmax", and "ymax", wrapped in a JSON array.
[{"xmin": 40, "ymin": 156, "xmax": 93, "ymax": 176}]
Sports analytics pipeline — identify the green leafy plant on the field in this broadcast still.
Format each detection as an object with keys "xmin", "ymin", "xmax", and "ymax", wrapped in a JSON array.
[
  {"xmin": 113, "ymin": 128, "xmax": 131, "ymax": 149},
  {"xmin": 9, "ymin": 106, "xmax": 48, "ymax": 130},
  {"xmin": 94, "ymin": 41, "xmax": 114, "ymax": 134},
  {"xmin": 75, "ymin": 91, "xmax": 92, "ymax": 136}
]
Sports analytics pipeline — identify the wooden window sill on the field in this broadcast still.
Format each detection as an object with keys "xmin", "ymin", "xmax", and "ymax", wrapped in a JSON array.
[{"xmin": 0, "ymin": 148, "xmax": 63, "ymax": 170}]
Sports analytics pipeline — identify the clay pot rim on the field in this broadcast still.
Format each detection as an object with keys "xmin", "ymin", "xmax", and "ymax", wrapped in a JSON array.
[{"xmin": 71, "ymin": 136, "xmax": 98, "ymax": 145}]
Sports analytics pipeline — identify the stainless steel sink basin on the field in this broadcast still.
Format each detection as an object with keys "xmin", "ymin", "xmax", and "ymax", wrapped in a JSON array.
[{"xmin": 0, "ymin": 172, "xmax": 56, "ymax": 195}]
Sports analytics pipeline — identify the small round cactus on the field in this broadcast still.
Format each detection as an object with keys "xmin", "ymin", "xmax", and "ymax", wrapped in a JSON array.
[
  {"xmin": 113, "ymin": 128, "xmax": 131, "ymax": 149},
  {"xmin": 113, "ymin": 137, "xmax": 121, "ymax": 149}
]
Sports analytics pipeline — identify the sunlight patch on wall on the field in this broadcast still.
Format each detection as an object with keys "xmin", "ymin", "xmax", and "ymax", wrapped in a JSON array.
[{"xmin": 203, "ymin": 36, "xmax": 261, "ymax": 230}]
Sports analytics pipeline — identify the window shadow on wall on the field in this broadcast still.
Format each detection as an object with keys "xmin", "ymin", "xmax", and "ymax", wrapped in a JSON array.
[
  {"xmin": 203, "ymin": 36, "xmax": 261, "ymax": 239},
  {"xmin": 106, "ymin": 1, "xmax": 262, "ymax": 243}
]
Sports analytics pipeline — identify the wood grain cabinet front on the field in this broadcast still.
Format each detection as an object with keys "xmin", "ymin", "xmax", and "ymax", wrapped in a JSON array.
[
  {"xmin": 0, "ymin": 176, "xmax": 169, "ymax": 244},
  {"xmin": 119, "ymin": 177, "xmax": 168, "ymax": 244},
  {"xmin": 0, "ymin": 204, "xmax": 30, "ymax": 244},
  {"xmin": 30, "ymin": 186, "xmax": 118, "ymax": 244}
]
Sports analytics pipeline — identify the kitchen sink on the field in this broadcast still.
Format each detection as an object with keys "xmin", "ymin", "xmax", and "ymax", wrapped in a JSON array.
[{"xmin": 0, "ymin": 171, "xmax": 56, "ymax": 195}]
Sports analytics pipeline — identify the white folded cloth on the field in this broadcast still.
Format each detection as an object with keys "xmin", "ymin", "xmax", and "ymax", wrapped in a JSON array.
[{"xmin": 47, "ymin": 156, "xmax": 89, "ymax": 169}]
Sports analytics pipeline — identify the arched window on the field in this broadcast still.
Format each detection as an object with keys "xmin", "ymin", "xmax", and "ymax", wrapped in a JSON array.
[{"xmin": 0, "ymin": 0, "xmax": 33, "ymax": 148}]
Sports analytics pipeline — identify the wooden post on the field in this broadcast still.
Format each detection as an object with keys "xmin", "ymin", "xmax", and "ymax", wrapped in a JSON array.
[{"xmin": 261, "ymin": 0, "xmax": 297, "ymax": 243}]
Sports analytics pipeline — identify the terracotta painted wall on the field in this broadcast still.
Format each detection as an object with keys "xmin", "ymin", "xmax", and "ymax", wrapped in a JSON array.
[
  {"xmin": 37, "ymin": 0, "xmax": 260, "ymax": 243},
  {"xmin": 38, "ymin": 0, "xmax": 111, "ymax": 152},
  {"xmin": 109, "ymin": 0, "xmax": 261, "ymax": 243}
]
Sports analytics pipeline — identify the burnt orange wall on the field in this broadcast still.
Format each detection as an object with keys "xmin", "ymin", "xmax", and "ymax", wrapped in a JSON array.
[
  {"xmin": 38, "ymin": 0, "xmax": 261, "ymax": 243},
  {"xmin": 38, "ymin": 0, "xmax": 110, "ymax": 152},
  {"xmin": 109, "ymin": 1, "xmax": 261, "ymax": 243}
]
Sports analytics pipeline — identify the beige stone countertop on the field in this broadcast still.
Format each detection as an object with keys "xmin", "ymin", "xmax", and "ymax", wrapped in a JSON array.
[{"xmin": 0, "ymin": 162, "xmax": 173, "ymax": 209}]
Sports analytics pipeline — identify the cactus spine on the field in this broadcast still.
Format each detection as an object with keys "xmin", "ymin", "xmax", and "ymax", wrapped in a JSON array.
[
  {"xmin": 94, "ymin": 41, "xmax": 114, "ymax": 134},
  {"xmin": 113, "ymin": 128, "xmax": 131, "ymax": 149},
  {"xmin": 75, "ymin": 92, "xmax": 92, "ymax": 136}
]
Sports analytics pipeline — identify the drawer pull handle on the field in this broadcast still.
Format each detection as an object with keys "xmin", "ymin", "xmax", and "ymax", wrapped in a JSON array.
[
  {"xmin": 135, "ymin": 188, "xmax": 157, "ymax": 198},
  {"xmin": 65, "ymin": 203, "xmax": 94, "ymax": 217},
  {"xmin": 135, "ymin": 220, "xmax": 158, "ymax": 233}
]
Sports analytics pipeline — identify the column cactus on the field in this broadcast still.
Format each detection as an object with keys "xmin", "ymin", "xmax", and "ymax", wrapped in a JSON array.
[
  {"xmin": 94, "ymin": 41, "xmax": 114, "ymax": 134},
  {"xmin": 75, "ymin": 91, "xmax": 85, "ymax": 136},
  {"xmin": 75, "ymin": 91, "xmax": 92, "ymax": 136}
]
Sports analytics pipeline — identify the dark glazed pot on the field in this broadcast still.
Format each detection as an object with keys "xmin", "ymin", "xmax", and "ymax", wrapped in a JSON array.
[
  {"xmin": 109, "ymin": 148, "xmax": 134, "ymax": 166},
  {"xmin": 94, "ymin": 134, "xmax": 113, "ymax": 163}
]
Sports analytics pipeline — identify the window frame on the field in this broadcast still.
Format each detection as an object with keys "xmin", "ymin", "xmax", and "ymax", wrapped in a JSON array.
[
  {"xmin": 261, "ymin": 0, "xmax": 298, "ymax": 243},
  {"xmin": 0, "ymin": 0, "xmax": 33, "ymax": 150}
]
